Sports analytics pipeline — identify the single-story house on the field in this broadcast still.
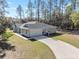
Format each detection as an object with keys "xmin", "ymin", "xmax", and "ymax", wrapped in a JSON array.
[{"xmin": 13, "ymin": 21, "xmax": 57, "ymax": 37}]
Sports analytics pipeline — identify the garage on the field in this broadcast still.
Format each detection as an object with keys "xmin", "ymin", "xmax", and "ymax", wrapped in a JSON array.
[{"xmin": 29, "ymin": 29, "xmax": 43, "ymax": 37}]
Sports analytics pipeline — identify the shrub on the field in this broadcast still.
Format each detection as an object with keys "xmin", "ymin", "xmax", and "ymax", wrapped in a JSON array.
[
  {"xmin": 69, "ymin": 12, "xmax": 79, "ymax": 27},
  {"xmin": 2, "ymin": 32, "xmax": 13, "ymax": 40}
]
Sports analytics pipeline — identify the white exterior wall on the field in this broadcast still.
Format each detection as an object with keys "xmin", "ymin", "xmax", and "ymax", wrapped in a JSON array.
[
  {"xmin": 29, "ymin": 29, "xmax": 43, "ymax": 37},
  {"xmin": 48, "ymin": 28, "xmax": 56, "ymax": 33},
  {"xmin": 45, "ymin": 27, "xmax": 56, "ymax": 34},
  {"xmin": 20, "ymin": 27, "xmax": 56, "ymax": 37}
]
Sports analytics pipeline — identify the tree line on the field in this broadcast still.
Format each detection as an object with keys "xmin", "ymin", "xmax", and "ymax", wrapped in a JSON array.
[
  {"xmin": 16, "ymin": 0, "xmax": 79, "ymax": 30},
  {"xmin": 0, "ymin": 0, "xmax": 79, "ymax": 31}
]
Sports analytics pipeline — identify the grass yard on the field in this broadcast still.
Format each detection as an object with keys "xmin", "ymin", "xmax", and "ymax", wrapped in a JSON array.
[
  {"xmin": 52, "ymin": 33, "xmax": 79, "ymax": 48},
  {"xmin": 4, "ymin": 32, "xmax": 56, "ymax": 59}
]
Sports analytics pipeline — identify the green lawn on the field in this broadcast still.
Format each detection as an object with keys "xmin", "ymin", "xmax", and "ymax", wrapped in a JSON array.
[
  {"xmin": 4, "ymin": 31, "xmax": 56, "ymax": 59},
  {"xmin": 52, "ymin": 34, "xmax": 79, "ymax": 48}
]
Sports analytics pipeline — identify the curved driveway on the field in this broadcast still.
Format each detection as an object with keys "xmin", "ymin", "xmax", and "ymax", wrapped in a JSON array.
[{"xmin": 32, "ymin": 36, "xmax": 79, "ymax": 59}]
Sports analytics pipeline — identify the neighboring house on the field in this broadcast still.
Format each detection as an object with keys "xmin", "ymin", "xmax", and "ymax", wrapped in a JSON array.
[{"xmin": 13, "ymin": 21, "xmax": 57, "ymax": 37}]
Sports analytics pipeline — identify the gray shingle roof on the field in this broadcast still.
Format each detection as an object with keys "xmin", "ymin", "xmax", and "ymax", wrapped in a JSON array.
[{"xmin": 19, "ymin": 21, "xmax": 56, "ymax": 29}]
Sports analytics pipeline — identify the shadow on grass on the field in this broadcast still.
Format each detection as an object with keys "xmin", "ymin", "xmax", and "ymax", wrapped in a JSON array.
[
  {"xmin": 29, "ymin": 39, "xmax": 37, "ymax": 42},
  {"xmin": 0, "ymin": 40, "xmax": 16, "ymax": 58},
  {"xmin": 0, "ymin": 41, "xmax": 16, "ymax": 51},
  {"xmin": 22, "ymin": 35, "xmax": 37, "ymax": 42},
  {"xmin": 22, "ymin": 33, "xmax": 63, "ymax": 42},
  {"xmin": 47, "ymin": 33, "xmax": 63, "ymax": 37}
]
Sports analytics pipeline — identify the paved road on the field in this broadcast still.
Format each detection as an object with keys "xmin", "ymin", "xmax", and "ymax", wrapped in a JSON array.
[{"xmin": 32, "ymin": 36, "xmax": 79, "ymax": 59}]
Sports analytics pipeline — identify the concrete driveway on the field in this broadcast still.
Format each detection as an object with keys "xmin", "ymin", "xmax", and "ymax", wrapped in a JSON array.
[{"xmin": 32, "ymin": 36, "xmax": 79, "ymax": 59}]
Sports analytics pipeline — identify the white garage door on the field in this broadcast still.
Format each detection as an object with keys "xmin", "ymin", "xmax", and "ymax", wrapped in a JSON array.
[{"xmin": 30, "ymin": 29, "xmax": 43, "ymax": 37}]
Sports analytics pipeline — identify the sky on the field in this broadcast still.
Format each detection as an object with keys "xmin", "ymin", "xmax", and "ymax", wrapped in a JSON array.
[
  {"xmin": 6, "ymin": 0, "xmax": 72, "ymax": 18},
  {"xmin": 6, "ymin": 0, "xmax": 59, "ymax": 17},
  {"xmin": 6, "ymin": 0, "xmax": 29, "ymax": 17}
]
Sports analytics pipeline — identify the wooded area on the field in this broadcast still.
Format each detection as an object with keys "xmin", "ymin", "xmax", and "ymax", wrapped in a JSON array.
[
  {"xmin": 15, "ymin": 0, "xmax": 79, "ymax": 31},
  {"xmin": 0, "ymin": 0, "xmax": 79, "ymax": 31}
]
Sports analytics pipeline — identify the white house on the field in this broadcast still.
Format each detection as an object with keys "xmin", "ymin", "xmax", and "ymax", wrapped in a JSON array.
[{"xmin": 13, "ymin": 21, "xmax": 57, "ymax": 37}]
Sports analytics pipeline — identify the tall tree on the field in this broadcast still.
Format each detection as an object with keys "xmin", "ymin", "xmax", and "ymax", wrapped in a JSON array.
[
  {"xmin": 27, "ymin": 0, "xmax": 34, "ymax": 20},
  {"xmin": 16, "ymin": 5, "xmax": 24, "ymax": 20},
  {"xmin": 48, "ymin": 0, "xmax": 53, "ymax": 21},
  {"xmin": 66, "ymin": 4, "xmax": 73, "ymax": 15},
  {"xmin": 0, "ymin": 0, "xmax": 8, "ymax": 32},
  {"xmin": 76, "ymin": 0, "xmax": 79, "ymax": 12},
  {"xmin": 41, "ymin": 0, "xmax": 46, "ymax": 20},
  {"xmin": 0, "ymin": 0, "xmax": 8, "ymax": 20},
  {"xmin": 71, "ymin": 0, "xmax": 77, "ymax": 12},
  {"xmin": 53, "ymin": 0, "xmax": 58, "ymax": 20},
  {"xmin": 54, "ymin": 0, "xmax": 58, "ymax": 12},
  {"xmin": 34, "ymin": 0, "xmax": 41, "ymax": 21},
  {"xmin": 60, "ymin": 0, "xmax": 65, "ymax": 15}
]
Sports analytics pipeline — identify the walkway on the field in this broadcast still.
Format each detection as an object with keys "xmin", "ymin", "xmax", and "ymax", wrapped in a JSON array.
[{"xmin": 32, "ymin": 36, "xmax": 79, "ymax": 59}]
